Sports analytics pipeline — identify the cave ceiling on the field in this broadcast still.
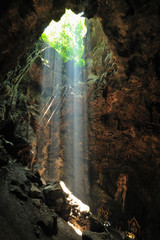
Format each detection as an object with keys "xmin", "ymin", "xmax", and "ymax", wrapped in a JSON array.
[{"xmin": 0, "ymin": 0, "xmax": 98, "ymax": 77}]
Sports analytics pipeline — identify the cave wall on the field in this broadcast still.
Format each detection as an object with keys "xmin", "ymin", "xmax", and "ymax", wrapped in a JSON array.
[
  {"xmin": 87, "ymin": 0, "xmax": 160, "ymax": 238},
  {"xmin": 0, "ymin": 0, "xmax": 160, "ymax": 239}
]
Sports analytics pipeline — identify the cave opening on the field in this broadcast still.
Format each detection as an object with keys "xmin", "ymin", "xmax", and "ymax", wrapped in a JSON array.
[
  {"xmin": 31, "ymin": 8, "xmax": 119, "ymax": 230},
  {"xmin": 41, "ymin": 9, "xmax": 87, "ymax": 67},
  {"xmin": 35, "ymin": 9, "xmax": 90, "ymax": 207}
]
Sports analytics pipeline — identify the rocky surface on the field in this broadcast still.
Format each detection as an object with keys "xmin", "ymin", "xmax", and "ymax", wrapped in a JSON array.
[
  {"xmin": 0, "ymin": 0, "xmax": 160, "ymax": 239},
  {"xmin": 0, "ymin": 155, "xmax": 123, "ymax": 240},
  {"xmin": 82, "ymin": 231, "xmax": 110, "ymax": 240},
  {"xmin": 87, "ymin": 2, "xmax": 160, "ymax": 240}
]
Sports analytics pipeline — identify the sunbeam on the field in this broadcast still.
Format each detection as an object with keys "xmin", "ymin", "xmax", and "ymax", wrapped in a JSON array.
[{"xmin": 36, "ymin": 9, "xmax": 90, "ymax": 200}]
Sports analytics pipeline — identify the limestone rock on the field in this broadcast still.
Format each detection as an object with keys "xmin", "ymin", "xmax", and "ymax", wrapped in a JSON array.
[
  {"xmin": 0, "ymin": 0, "xmax": 160, "ymax": 239},
  {"xmin": 31, "ymin": 199, "xmax": 41, "ymax": 208},
  {"xmin": 88, "ymin": 215, "xmax": 106, "ymax": 233},
  {"xmin": 43, "ymin": 182, "xmax": 64, "ymax": 207},
  {"xmin": 9, "ymin": 185, "xmax": 28, "ymax": 201},
  {"xmin": 82, "ymin": 231, "xmax": 110, "ymax": 240},
  {"xmin": 56, "ymin": 217, "xmax": 82, "ymax": 240},
  {"xmin": 56, "ymin": 197, "xmax": 64, "ymax": 212},
  {"xmin": 37, "ymin": 212, "xmax": 57, "ymax": 236},
  {"xmin": 26, "ymin": 169, "xmax": 42, "ymax": 186},
  {"xmin": 0, "ymin": 145, "xmax": 10, "ymax": 167},
  {"xmin": 29, "ymin": 183, "xmax": 43, "ymax": 199}
]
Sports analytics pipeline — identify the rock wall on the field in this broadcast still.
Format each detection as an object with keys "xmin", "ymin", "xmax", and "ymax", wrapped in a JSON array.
[
  {"xmin": 87, "ymin": 0, "xmax": 160, "ymax": 239},
  {"xmin": 0, "ymin": 0, "xmax": 160, "ymax": 239}
]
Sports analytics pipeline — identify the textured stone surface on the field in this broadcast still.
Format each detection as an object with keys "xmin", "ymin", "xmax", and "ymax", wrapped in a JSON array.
[
  {"xmin": 43, "ymin": 182, "xmax": 65, "ymax": 207},
  {"xmin": 0, "ymin": 157, "xmax": 119, "ymax": 240},
  {"xmin": 25, "ymin": 3, "xmax": 160, "ymax": 238},
  {"xmin": 82, "ymin": 231, "xmax": 110, "ymax": 240},
  {"xmin": 0, "ymin": 161, "xmax": 57, "ymax": 240},
  {"xmin": 29, "ymin": 183, "xmax": 43, "ymax": 199},
  {"xmin": 86, "ymin": 3, "xmax": 160, "ymax": 240},
  {"xmin": 37, "ymin": 212, "xmax": 57, "ymax": 236},
  {"xmin": 0, "ymin": 143, "xmax": 10, "ymax": 166},
  {"xmin": 0, "ymin": 0, "xmax": 160, "ymax": 239}
]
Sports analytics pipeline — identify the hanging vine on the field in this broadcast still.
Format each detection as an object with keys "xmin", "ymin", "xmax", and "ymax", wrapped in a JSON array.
[{"xmin": 5, "ymin": 41, "xmax": 44, "ymax": 108}]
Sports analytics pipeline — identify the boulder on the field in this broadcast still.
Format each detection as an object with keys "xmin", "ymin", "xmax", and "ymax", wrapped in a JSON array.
[
  {"xmin": 88, "ymin": 215, "xmax": 106, "ymax": 233},
  {"xmin": 43, "ymin": 181, "xmax": 64, "ymax": 207},
  {"xmin": 28, "ymin": 183, "xmax": 43, "ymax": 199},
  {"xmin": 37, "ymin": 212, "xmax": 57, "ymax": 236},
  {"xmin": 82, "ymin": 230, "xmax": 110, "ymax": 240},
  {"xmin": 25, "ymin": 169, "xmax": 42, "ymax": 186},
  {"xmin": 31, "ymin": 198, "xmax": 41, "ymax": 208},
  {"xmin": 56, "ymin": 197, "xmax": 64, "ymax": 212}
]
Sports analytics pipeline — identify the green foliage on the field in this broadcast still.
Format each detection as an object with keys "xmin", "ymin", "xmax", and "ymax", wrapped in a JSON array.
[{"xmin": 40, "ymin": 9, "xmax": 87, "ymax": 66}]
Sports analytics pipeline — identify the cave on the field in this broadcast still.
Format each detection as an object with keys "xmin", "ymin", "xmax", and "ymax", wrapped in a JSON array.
[{"xmin": 0, "ymin": 1, "xmax": 160, "ymax": 240}]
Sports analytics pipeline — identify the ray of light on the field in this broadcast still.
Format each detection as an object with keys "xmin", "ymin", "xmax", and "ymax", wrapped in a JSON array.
[{"xmin": 36, "ymin": 8, "xmax": 90, "ymax": 200}]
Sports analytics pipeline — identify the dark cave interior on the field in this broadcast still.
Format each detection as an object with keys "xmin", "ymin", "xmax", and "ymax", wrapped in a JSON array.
[{"xmin": 0, "ymin": 0, "xmax": 160, "ymax": 240}]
